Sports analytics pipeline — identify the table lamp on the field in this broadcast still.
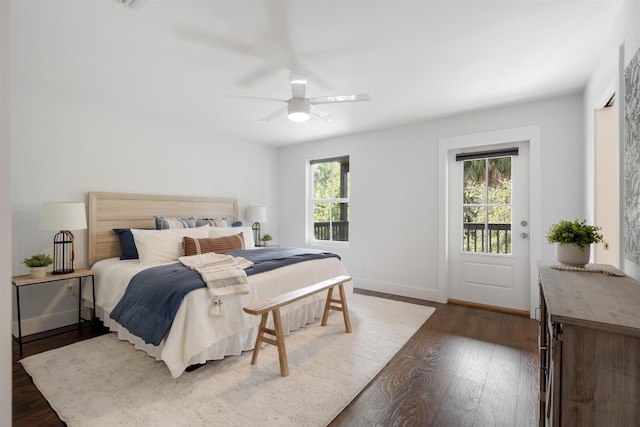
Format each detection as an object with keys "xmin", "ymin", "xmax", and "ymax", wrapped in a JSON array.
[
  {"xmin": 40, "ymin": 202, "xmax": 87, "ymax": 274},
  {"xmin": 246, "ymin": 206, "xmax": 267, "ymax": 247}
]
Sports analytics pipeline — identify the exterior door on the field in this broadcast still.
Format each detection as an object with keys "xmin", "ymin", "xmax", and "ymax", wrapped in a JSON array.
[{"xmin": 448, "ymin": 141, "xmax": 530, "ymax": 312}]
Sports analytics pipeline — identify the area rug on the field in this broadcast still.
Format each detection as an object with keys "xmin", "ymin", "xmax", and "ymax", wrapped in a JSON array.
[{"xmin": 21, "ymin": 293, "xmax": 435, "ymax": 427}]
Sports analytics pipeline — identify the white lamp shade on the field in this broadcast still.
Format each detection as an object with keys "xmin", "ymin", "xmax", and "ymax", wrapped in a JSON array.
[
  {"xmin": 40, "ymin": 202, "xmax": 87, "ymax": 231},
  {"xmin": 246, "ymin": 206, "xmax": 267, "ymax": 223}
]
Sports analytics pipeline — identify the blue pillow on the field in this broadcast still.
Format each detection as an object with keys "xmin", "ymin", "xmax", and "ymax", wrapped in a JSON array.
[
  {"xmin": 231, "ymin": 221, "xmax": 243, "ymax": 227},
  {"xmin": 113, "ymin": 228, "xmax": 145, "ymax": 260}
]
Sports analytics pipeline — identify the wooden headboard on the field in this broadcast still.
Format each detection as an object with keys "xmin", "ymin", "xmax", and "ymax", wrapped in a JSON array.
[{"xmin": 88, "ymin": 192, "xmax": 238, "ymax": 266}]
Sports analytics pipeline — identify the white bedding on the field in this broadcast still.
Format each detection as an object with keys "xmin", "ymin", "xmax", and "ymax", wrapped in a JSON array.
[{"xmin": 85, "ymin": 255, "xmax": 352, "ymax": 378}]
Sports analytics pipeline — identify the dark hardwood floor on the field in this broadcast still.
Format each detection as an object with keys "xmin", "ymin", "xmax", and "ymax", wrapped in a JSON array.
[
  {"xmin": 330, "ymin": 290, "xmax": 539, "ymax": 426},
  {"xmin": 13, "ymin": 290, "xmax": 539, "ymax": 427}
]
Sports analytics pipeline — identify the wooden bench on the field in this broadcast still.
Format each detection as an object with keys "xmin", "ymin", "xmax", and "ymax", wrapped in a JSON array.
[{"xmin": 242, "ymin": 275, "xmax": 352, "ymax": 377}]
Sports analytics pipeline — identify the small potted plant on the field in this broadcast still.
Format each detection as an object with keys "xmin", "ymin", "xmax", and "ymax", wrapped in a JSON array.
[
  {"xmin": 546, "ymin": 219, "xmax": 603, "ymax": 267},
  {"xmin": 23, "ymin": 253, "xmax": 54, "ymax": 278},
  {"xmin": 260, "ymin": 234, "xmax": 273, "ymax": 247}
]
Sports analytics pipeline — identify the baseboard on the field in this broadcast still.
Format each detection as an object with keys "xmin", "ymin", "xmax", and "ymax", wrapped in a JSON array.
[
  {"xmin": 12, "ymin": 308, "xmax": 82, "ymax": 337},
  {"xmin": 448, "ymin": 299, "xmax": 530, "ymax": 317},
  {"xmin": 353, "ymin": 277, "xmax": 446, "ymax": 303}
]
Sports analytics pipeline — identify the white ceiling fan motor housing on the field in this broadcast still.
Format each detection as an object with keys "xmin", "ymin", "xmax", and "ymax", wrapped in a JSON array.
[{"xmin": 287, "ymin": 98, "xmax": 311, "ymax": 122}]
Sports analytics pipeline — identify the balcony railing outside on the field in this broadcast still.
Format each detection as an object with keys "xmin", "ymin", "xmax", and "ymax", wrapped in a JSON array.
[
  {"xmin": 313, "ymin": 221, "xmax": 509, "ymax": 252},
  {"xmin": 463, "ymin": 222, "xmax": 512, "ymax": 254},
  {"xmin": 314, "ymin": 220, "xmax": 349, "ymax": 242}
]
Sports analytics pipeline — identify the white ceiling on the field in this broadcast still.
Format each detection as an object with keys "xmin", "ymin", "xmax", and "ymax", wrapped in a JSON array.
[{"xmin": 20, "ymin": 0, "xmax": 624, "ymax": 146}]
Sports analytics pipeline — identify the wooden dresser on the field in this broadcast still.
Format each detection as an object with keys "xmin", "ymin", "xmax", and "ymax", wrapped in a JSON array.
[{"xmin": 537, "ymin": 262, "xmax": 640, "ymax": 426}]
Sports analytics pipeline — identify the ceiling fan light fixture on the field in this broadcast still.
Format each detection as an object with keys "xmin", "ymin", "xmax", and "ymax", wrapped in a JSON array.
[
  {"xmin": 288, "ymin": 111, "xmax": 310, "ymax": 122},
  {"xmin": 287, "ymin": 99, "xmax": 310, "ymax": 122}
]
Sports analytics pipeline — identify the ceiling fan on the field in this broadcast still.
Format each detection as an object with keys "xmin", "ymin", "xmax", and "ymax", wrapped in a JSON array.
[{"xmin": 230, "ymin": 74, "xmax": 370, "ymax": 123}]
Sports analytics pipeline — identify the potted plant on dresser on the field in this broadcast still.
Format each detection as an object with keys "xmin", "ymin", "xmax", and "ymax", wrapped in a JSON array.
[
  {"xmin": 546, "ymin": 219, "xmax": 603, "ymax": 267},
  {"xmin": 23, "ymin": 253, "xmax": 54, "ymax": 278}
]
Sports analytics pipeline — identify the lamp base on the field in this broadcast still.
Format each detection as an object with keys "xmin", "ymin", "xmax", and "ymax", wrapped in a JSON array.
[
  {"xmin": 53, "ymin": 230, "xmax": 75, "ymax": 275},
  {"xmin": 252, "ymin": 222, "xmax": 262, "ymax": 247}
]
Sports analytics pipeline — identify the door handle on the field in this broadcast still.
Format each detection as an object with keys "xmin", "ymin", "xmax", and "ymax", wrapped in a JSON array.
[{"xmin": 520, "ymin": 232, "xmax": 529, "ymax": 239}]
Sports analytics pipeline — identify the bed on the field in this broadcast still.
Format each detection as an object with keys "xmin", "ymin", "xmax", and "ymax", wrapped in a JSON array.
[{"xmin": 84, "ymin": 192, "xmax": 352, "ymax": 378}]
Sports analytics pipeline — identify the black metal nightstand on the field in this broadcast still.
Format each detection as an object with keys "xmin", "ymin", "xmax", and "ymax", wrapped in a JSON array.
[{"xmin": 12, "ymin": 267, "xmax": 95, "ymax": 354}]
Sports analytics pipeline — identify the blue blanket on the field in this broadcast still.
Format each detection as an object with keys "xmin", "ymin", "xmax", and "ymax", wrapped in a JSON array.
[
  {"xmin": 110, "ymin": 248, "xmax": 340, "ymax": 345},
  {"xmin": 229, "ymin": 247, "xmax": 341, "ymax": 275}
]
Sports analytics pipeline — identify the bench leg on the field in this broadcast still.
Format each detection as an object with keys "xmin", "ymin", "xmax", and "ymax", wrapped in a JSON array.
[
  {"xmin": 338, "ymin": 283, "xmax": 352, "ymax": 333},
  {"xmin": 250, "ymin": 312, "xmax": 269, "ymax": 366},
  {"xmin": 321, "ymin": 284, "xmax": 352, "ymax": 333},
  {"xmin": 250, "ymin": 308, "xmax": 289, "ymax": 377},
  {"xmin": 272, "ymin": 308, "xmax": 289, "ymax": 377}
]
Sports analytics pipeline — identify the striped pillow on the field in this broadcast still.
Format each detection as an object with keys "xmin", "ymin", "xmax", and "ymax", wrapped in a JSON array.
[
  {"xmin": 182, "ymin": 233, "xmax": 244, "ymax": 256},
  {"xmin": 195, "ymin": 217, "xmax": 232, "ymax": 227},
  {"xmin": 154, "ymin": 216, "xmax": 196, "ymax": 230}
]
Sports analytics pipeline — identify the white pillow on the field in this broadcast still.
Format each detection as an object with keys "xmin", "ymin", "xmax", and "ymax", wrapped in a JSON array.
[
  {"xmin": 131, "ymin": 225, "xmax": 209, "ymax": 265},
  {"xmin": 209, "ymin": 226, "xmax": 255, "ymax": 249}
]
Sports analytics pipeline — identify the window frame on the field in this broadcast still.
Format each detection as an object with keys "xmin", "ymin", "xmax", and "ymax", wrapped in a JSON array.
[{"xmin": 306, "ymin": 155, "xmax": 350, "ymax": 247}]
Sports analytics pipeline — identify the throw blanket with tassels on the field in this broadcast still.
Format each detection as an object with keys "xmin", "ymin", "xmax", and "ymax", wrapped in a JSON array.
[{"xmin": 178, "ymin": 253, "xmax": 253, "ymax": 316}]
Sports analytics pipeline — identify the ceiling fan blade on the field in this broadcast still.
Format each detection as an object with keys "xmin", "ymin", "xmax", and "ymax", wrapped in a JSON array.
[
  {"xmin": 310, "ymin": 105, "xmax": 332, "ymax": 123},
  {"xmin": 236, "ymin": 63, "xmax": 281, "ymax": 87},
  {"xmin": 227, "ymin": 95, "xmax": 287, "ymax": 104},
  {"xmin": 261, "ymin": 106, "xmax": 288, "ymax": 121},
  {"xmin": 309, "ymin": 94, "xmax": 370, "ymax": 105},
  {"xmin": 175, "ymin": 26, "xmax": 257, "ymax": 57},
  {"xmin": 290, "ymin": 73, "xmax": 307, "ymax": 99}
]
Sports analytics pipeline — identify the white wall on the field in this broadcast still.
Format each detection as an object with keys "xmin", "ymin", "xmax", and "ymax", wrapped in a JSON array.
[
  {"xmin": 584, "ymin": 0, "xmax": 640, "ymax": 279},
  {"xmin": 1, "ymin": 0, "xmax": 12, "ymax": 424},
  {"xmin": 10, "ymin": 6, "xmax": 280, "ymax": 334},
  {"xmin": 278, "ymin": 94, "xmax": 585, "ymax": 303}
]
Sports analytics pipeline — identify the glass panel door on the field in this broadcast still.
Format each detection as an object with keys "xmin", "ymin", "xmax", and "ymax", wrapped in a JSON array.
[{"xmin": 462, "ymin": 156, "xmax": 512, "ymax": 254}]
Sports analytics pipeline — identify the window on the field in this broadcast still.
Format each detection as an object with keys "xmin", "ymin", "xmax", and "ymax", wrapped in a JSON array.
[
  {"xmin": 309, "ymin": 156, "xmax": 349, "ymax": 244},
  {"xmin": 457, "ymin": 148, "xmax": 517, "ymax": 255}
]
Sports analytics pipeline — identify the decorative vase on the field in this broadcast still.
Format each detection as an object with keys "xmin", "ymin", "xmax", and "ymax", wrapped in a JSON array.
[
  {"xmin": 29, "ymin": 266, "xmax": 48, "ymax": 279},
  {"xmin": 556, "ymin": 243, "xmax": 590, "ymax": 267}
]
